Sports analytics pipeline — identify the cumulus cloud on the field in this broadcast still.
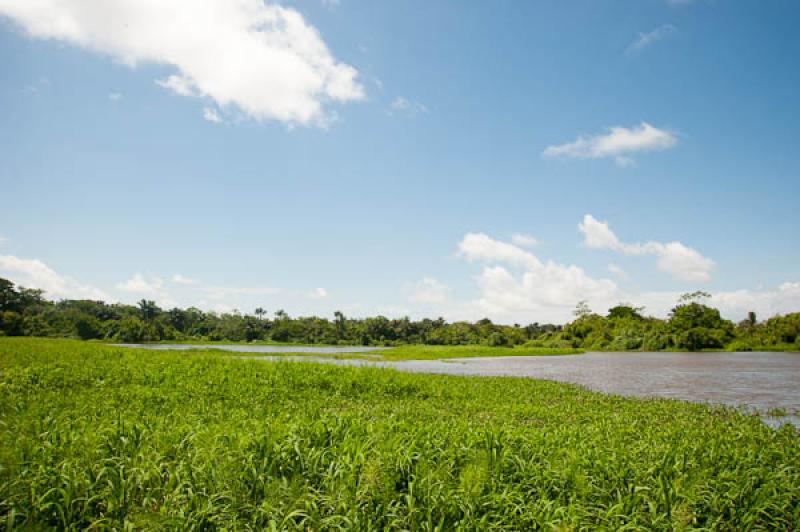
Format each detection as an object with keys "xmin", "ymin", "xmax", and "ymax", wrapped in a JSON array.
[
  {"xmin": 0, "ymin": 254, "xmax": 107, "ymax": 300},
  {"xmin": 457, "ymin": 233, "xmax": 617, "ymax": 320},
  {"xmin": 510, "ymin": 233, "xmax": 538, "ymax": 247},
  {"xmin": 627, "ymin": 24, "xmax": 676, "ymax": 54},
  {"xmin": 0, "ymin": 0, "xmax": 364, "ymax": 126},
  {"xmin": 459, "ymin": 232, "xmax": 542, "ymax": 270},
  {"xmin": 404, "ymin": 277, "xmax": 450, "ymax": 304},
  {"xmin": 712, "ymin": 282, "xmax": 800, "ymax": 321},
  {"xmin": 543, "ymin": 122, "xmax": 677, "ymax": 166},
  {"xmin": 578, "ymin": 214, "xmax": 715, "ymax": 282}
]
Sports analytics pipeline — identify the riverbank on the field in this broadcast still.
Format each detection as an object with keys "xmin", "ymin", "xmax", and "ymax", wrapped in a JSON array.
[{"xmin": 0, "ymin": 337, "xmax": 798, "ymax": 529}]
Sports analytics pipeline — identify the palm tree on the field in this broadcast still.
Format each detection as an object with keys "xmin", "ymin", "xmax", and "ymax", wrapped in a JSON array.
[{"xmin": 137, "ymin": 299, "xmax": 160, "ymax": 322}]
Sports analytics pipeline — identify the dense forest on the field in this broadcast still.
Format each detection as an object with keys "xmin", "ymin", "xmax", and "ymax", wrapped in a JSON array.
[{"xmin": 1, "ymin": 277, "xmax": 798, "ymax": 351}]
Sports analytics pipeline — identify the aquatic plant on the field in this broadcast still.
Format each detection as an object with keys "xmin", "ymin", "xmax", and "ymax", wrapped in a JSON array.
[{"xmin": 0, "ymin": 337, "xmax": 798, "ymax": 529}]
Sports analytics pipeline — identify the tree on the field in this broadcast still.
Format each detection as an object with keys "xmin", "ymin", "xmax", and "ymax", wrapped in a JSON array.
[
  {"xmin": 669, "ymin": 298, "xmax": 734, "ymax": 350},
  {"xmin": 607, "ymin": 304, "xmax": 645, "ymax": 321},
  {"xmin": 0, "ymin": 278, "xmax": 20, "ymax": 312},
  {"xmin": 254, "ymin": 307, "xmax": 266, "ymax": 320},
  {"xmin": 573, "ymin": 301, "xmax": 592, "ymax": 318},
  {"xmin": 137, "ymin": 299, "xmax": 160, "ymax": 322},
  {"xmin": 679, "ymin": 291, "xmax": 711, "ymax": 304},
  {"xmin": 334, "ymin": 310, "xmax": 346, "ymax": 341}
]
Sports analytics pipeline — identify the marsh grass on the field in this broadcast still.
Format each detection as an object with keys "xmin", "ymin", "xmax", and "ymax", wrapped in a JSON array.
[
  {"xmin": 368, "ymin": 344, "xmax": 583, "ymax": 360},
  {"xmin": 0, "ymin": 337, "xmax": 798, "ymax": 530}
]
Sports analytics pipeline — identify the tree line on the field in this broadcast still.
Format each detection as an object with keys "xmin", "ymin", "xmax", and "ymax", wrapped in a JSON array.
[{"xmin": 1, "ymin": 278, "xmax": 798, "ymax": 351}]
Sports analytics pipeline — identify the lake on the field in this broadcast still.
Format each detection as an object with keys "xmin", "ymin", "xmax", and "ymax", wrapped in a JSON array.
[{"xmin": 122, "ymin": 344, "xmax": 800, "ymax": 426}]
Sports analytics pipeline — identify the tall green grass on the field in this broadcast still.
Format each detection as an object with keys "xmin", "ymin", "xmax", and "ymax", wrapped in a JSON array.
[{"xmin": 0, "ymin": 337, "xmax": 797, "ymax": 529}]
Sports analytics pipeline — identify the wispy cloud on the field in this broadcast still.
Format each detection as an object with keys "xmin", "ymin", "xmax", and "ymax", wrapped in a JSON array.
[
  {"xmin": 171, "ymin": 274, "xmax": 198, "ymax": 285},
  {"xmin": 627, "ymin": 24, "xmax": 676, "ymax": 55},
  {"xmin": 404, "ymin": 277, "xmax": 450, "ymax": 304},
  {"xmin": 607, "ymin": 263, "xmax": 628, "ymax": 279},
  {"xmin": 511, "ymin": 233, "xmax": 539, "ymax": 247},
  {"xmin": 543, "ymin": 122, "xmax": 677, "ymax": 166},
  {"xmin": 307, "ymin": 287, "xmax": 328, "ymax": 299},
  {"xmin": 202, "ymin": 107, "xmax": 222, "ymax": 123},
  {"xmin": 0, "ymin": 0, "xmax": 364, "ymax": 126},
  {"xmin": 389, "ymin": 96, "xmax": 428, "ymax": 117},
  {"xmin": 108, "ymin": 91, "xmax": 123, "ymax": 101},
  {"xmin": 578, "ymin": 214, "xmax": 714, "ymax": 282},
  {"xmin": 116, "ymin": 273, "xmax": 165, "ymax": 295}
]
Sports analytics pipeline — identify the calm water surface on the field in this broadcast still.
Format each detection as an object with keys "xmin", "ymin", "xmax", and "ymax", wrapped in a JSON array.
[
  {"xmin": 123, "ymin": 344, "xmax": 800, "ymax": 426},
  {"xmin": 118, "ymin": 343, "xmax": 385, "ymax": 354}
]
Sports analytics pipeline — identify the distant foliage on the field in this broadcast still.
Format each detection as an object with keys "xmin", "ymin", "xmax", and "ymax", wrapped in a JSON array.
[{"xmin": 0, "ymin": 277, "xmax": 798, "ymax": 351}]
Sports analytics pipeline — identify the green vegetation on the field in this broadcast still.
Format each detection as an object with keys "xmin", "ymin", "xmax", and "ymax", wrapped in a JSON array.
[
  {"xmin": 371, "ymin": 344, "xmax": 582, "ymax": 361},
  {"xmin": 1, "ymin": 277, "xmax": 799, "ymax": 352},
  {"xmin": 1, "ymin": 338, "xmax": 798, "ymax": 529}
]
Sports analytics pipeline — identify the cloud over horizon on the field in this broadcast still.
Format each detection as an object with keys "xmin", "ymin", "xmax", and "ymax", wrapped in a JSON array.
[
  {"xmin": 457, "ymin": 233, "xmax": 618, "ymax": 319},
  {"xmin": 0, "ymin": 0, "xmax": 364, "ymax": 126},
  {"xmin": 578, "ymin": 214, "xmax": 715, "ymax": 282}
]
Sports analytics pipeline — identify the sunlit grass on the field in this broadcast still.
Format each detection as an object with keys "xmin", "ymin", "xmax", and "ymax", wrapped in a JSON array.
[
  {"xmin": 370, "ymin": 344, "xmax": 582, "ymax": 360},
  {"xmin": 0, "ymin": 337, "xmax": 797, "ymax": 529}
]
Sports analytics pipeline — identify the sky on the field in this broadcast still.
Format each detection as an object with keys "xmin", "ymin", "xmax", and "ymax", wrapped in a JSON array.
[{"xmin": 1, "ymin": 0, "xmax": 799, "ymax": 324}]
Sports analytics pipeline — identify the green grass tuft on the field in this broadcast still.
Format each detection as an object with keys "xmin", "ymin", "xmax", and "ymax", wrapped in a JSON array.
[{"xmin": 0, "ymin": 337, "xmax": 798, "ymax": 529}]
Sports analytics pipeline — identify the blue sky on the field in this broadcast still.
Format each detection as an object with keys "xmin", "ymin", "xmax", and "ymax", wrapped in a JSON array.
[{"xmin": 1, "ymin": 0, "xmax": 798, "ymax": 323}]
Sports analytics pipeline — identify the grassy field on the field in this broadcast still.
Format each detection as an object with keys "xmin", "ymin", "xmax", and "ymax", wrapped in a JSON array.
[
  {"xmin": 0, "ymin": 337, "xmax": 798, "ymax": 530},
  {"xmin": 369, "ymin": 344, "xmax": 582, "ymax": 360}
]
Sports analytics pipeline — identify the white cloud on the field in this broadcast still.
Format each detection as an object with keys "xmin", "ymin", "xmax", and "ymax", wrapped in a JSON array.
[
  {"xmin": 0, "ymin": 0, "xmax": 364, "ymax": 126},
  {"xmin": 308, "ymin": 287, "xmax": 328, "ymax": 299},
  {"xmin": 627, "ymin": 24, "xmax": 676, "ymax": 54},
  {"xmin": 116, "ymin": 273, "xmax": 164, "ymax": 295},
  {"xmin": 108, "ymin": 91, "xmax": 123, "ymax": 101},
  {"xmin": 712, "ymin": 282, "xmax": 800, "ymax": 321},
  {"xmin": 457, "ymin": 233, "xmax": 617, "ymax": 321},
  {"xmin": 0, "ymin": 254, "xmax": 107, "ymax": 300},
  {"xmin": 510, "ymin": 233, "xmax": 538, "ymax": 247},
  {"xmin": 404, "ymin": 277, "xmax": 450, "ymax": 304},
  {"xmin": 459, "ymin": 232, "xmax": 542, "ymax": 270},
  {"xmin": 202, "ymin": 107, "xmax": 222, "ymax": 123},
  {"xmin": 202, "ymin": 285, "xmax": 280, "ymax": 300},
  {"xmin": 171, "ymin": 274, "xmax": 197, "ymax": 285},
  {"xmin": 155, "ymin": 75, "xmax": 195, "ymax": 97},
  {"xmin": 578, "ymin": 214, "xmax": 715, "ymax": 282},
  {"xmin": 543, "ymin": 122, "xmax": 677, "ymax": 166},
  {"xmin": 607, "ymin": 263, "xmax": 628, "ymax": 279},
  {"xmin": 389, "ymin": 96, "xmax": 427, "ymax": 116}
]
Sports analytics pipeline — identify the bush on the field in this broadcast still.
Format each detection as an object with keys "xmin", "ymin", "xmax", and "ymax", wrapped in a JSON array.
[{"xmin": 487, "ymin": 332, "xmax": 509, "ymax": 347}]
